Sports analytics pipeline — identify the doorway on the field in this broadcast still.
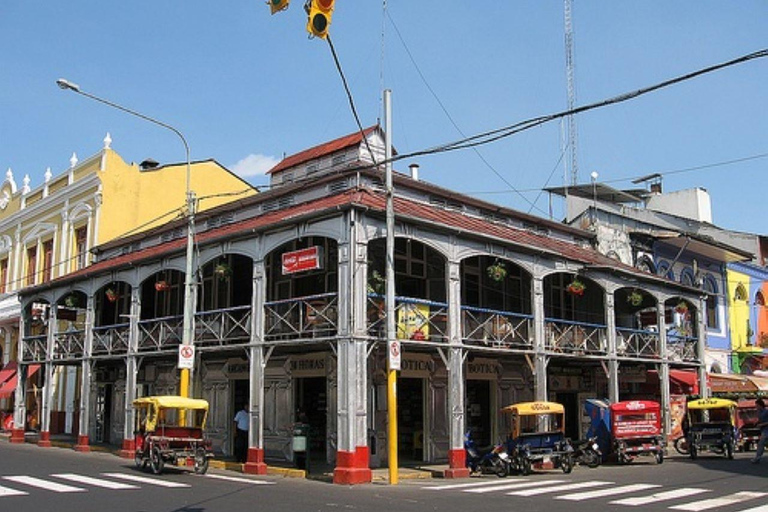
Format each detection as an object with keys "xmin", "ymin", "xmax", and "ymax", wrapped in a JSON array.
[
  {"xmin": 555, "ymin": 392, "xmax": 579, "ymax": 440},
  {"xmin": 232, "ymin": 379, "xmax": 249, "ymax": 457},
  {"xmin": 295, "ymin": 377, "xmax": 327, "ymax": 461},
  {"xmin": 466, "ymin": 380, "xmax": 491, "ymax": 447},
  {"xmin": 95, "ymin": 383, "xmax": 112, "ymax": 444},
  {"xmin": 398, "ymin": 378, "xmax": 424, "ymax": 462}
]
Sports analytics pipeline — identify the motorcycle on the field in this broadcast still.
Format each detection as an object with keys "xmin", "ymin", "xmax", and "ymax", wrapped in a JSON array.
[
  {"xmin": 571, "ymin": 436, "xmax": 601, "ymax": 468},
  {"xmin": 465, "ymin": 430, "xmax": 510, "ymax": 477}
]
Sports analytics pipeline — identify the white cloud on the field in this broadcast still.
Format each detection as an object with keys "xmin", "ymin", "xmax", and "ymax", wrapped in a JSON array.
[{"xmin": 230, "ymin": 153, "xmax": 280, "ymax": 177}]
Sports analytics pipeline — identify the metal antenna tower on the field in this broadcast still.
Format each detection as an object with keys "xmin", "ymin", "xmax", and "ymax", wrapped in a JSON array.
[{"xmin": 564, "ymin": 0, "xmax": 579, "ymax": 185}]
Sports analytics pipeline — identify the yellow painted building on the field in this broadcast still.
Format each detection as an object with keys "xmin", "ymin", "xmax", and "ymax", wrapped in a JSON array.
[{"xmin": 0, "ymin": 134, "xmax": 255, "ymax": 431}]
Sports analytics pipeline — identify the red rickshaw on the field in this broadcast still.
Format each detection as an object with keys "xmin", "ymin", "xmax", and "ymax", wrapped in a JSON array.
[
  {"xmin": 610, "ymin": 400, "xmax": 664, "ymax": 464},
  {"xmin": 736, "ymin": 399, "xmax": 760, "ymax": 452}
]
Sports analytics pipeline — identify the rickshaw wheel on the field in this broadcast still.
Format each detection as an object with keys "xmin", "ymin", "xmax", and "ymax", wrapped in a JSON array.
[
  {"xmin": 193, "ymin": 448, "xmax": 209, "ymax": 475},
  {"xmin": 560, "ymin": 454, "xmax": 574, "ymax": 474},
  {"xmin": 655, "ymin": 451, "xmax": 664, "ymax": 464},
  {"xmin": 134, "ymin": 449, "xmax": 147, "ymax": 470},
  {"xmin": 674, "ymin": 437, "xmax": 689, "ymax": 455},
  {"xmin": 150, "ymin": 446, "xmax": 165, "ymax": 475}
]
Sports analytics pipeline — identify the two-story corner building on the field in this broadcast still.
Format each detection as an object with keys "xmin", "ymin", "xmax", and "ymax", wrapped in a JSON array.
[
  {"xmin": 0, "ymin": 134, "xmax": 256, "ymax": 444},
  {"xmin": 15, "ymin": 126, "xmax": 704, "ymax": 484},
  {"xmin": 546, "ymin": 180, "xmax": 755, "ymax": 376}
]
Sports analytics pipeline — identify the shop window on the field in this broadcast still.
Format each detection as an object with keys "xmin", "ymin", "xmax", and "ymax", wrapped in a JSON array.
[
  {"xmin": 0, "ymin": 258, "xmax": 7, "ymax": 294},
  {"xmin": 26, "ymin": 246, "xmax": 37, "ymax": 286},
  {"xmin": 74, "ymin": 226, "xmax": 88, "ymax": 270},
  {"xmin": 703, "ymin": 276, "xmax": 718, "ymax": 330},
  {"xmin": 42, "ymin": 239, "xmax": 53, "ymax": 283}
]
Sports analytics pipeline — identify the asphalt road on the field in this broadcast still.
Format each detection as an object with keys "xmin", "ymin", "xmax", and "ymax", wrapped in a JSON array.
[{"xmin": 1, "ymin": 442, "xmax": 767, "ymax": 512}]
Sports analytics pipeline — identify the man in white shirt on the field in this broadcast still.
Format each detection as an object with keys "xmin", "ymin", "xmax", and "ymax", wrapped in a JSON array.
[{"xmin": 233, "ymin": 404, "xmax": 249, "ymax": 463}]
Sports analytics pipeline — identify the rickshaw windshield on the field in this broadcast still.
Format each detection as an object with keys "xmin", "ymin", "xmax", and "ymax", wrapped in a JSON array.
[
  {"xmin": 688, "ymin": 407, "xmax": 733, "ymax": 425},
  {"xmin": 615, "ymin": 412, "xmax": 657, "ymax": 423},
  {"xmin": 507, "ymin": 412, "xmax": 563, "ymax": 436}
]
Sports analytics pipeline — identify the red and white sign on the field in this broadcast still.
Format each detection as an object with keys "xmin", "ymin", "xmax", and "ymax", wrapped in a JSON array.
[
  {"xmin": 388, "ymin": 339, "xmax": 401, "ymax": 371},
  {"xmin": 178, "ymin": 345, "xmax": 195, "ymax": 370},
  {"xmin": 282, "ymin": 246, "xmax": 324, "ymax": 275}
]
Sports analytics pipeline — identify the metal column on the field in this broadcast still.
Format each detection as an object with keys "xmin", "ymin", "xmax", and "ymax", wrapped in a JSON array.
[{"xmin": 532, "ymin": 277, "xmax": 548, "ymax": 400}]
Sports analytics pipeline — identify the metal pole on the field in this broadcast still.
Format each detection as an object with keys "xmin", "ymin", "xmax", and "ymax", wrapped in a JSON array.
[
  {"xmin": 384, "ymin": 89, "xmax": 398, "ymax": 485},
  {"xmin": 56, "ymin": 79, "xmax": 196, "ymax": 401}
]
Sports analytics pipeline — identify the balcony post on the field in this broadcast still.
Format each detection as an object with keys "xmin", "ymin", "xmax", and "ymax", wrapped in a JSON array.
[
  {"xmin": 444, "ymin": 258, "xmax": 468, "ymax": 478},
  {"xmin": 532, "ymin": 277, "xmax": 548, "ymax": 401},
  {"xmin": 657, "ymin": 299, "xmax": 671, "ymax": 442},
  {"xmin": 75, "ymin": 298, "xmax": 94, "ymax": 452},
  {"xmin": 244, "ymin": 258, "xmax": 267, "ymax": 475},
  {"xmin": 39, "ymin": 305, "xmax": 58, "ymax": 447},
  {"xmin": 605, "ymin": 290, "xmax": 619, "ymax": 403},
  {"xmin": 696, "ymin": 297, "xmax": 708, "ymax": 398}
]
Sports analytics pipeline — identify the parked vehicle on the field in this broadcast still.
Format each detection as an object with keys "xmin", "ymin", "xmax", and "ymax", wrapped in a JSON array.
[
  {"xmin": 736, "ymin": 399, "xmax": 760, "ymax": 452},
  {"xmin": 610, "ymin": 400, "xmax": 664, "ymax": 465},
  {"xmin": 133, "ymin": 396, "xmax": 213, "ymax": 475},
  {"xmin": 464, "ymin": 430, "xmax": 510, "ymax": 477},
  {"xmin": 673, "ymin": 435, "xmax": 690, "ymax": 455},
  {"xmin": 685, "ymin": 398, "xmax": 737, "ymax": 460},
  {"xmin": 503, "ymin": 401, "xmax": 574, "ymax": 475},
  {"xmin": 571, "ymin": 436, "xmax": 601, "ymax": 468}
]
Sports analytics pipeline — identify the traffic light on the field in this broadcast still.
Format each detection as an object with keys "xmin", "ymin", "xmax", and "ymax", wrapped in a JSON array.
[
  {"xmin": 269, "ymin": 0, "xmax": 289, "ymax": 14},
  {"xmin": 306, "ymin": 0, "xmax": 334, "ymax": 39}
]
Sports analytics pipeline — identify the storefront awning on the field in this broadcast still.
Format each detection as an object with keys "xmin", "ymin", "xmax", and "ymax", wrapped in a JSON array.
[
  {"xmin": 669, "ymin": 369, "xmax": 702, "ymax": 395},
  {"xmin": 710, "ymin": 373, "xmax": 759, "ymax": 394},
  {"xmin": 0, "ymin": 364, "xmax": 39, "ymax": 399},
  {"xmin": 0, "ymin": 361, "xmax": 17, "ymax": 386}
]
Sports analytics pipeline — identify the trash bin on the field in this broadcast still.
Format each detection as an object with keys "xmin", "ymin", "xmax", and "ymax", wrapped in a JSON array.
[{"xmin": 292, "ymin": 423, "xmax": 310, "ymax": 470}]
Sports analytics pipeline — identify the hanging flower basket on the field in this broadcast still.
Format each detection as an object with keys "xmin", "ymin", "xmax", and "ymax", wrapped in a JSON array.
[
  {"xmin": 566, "ymin": 278, "xmax": 585, "ymax": 297},
  {"xmin": 367, "ymin": 270, "xmax": 386, "ymax": 295},
  {"xmin": 214, "ymin": 262, "xmax": 233, "ymax": 281},
  {"xmin": 487, "ymin": 261, "xmax": 507, "ymax": 282},
  {"xmin": 627, "ymin": 290, "xmax": 643, "ymax": 307},
  {"xmin": 64, "ymin": 294, "xmax": 79, "ymax": 308},
  {"xmin": 675, "ymin": 301, "xmax": 688, "ymax": 315},
  {"xmin": 105, "ymin": 288, "xmax": 119, "ymax": 303},
  {"xmin": 155, "ymin": 280, "xmax": 170, "ymax": 292}
]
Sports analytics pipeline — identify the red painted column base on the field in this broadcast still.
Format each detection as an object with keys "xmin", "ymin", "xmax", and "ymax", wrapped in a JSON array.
[
  {"xmin": 243, "ymin": 448, "xmax": 268, "ymax": 475},
  {"xmin": 333, "ymin": 446, "xmax": 372, "ymax": 485},
  {"xmin": 118, "ymin": 439, "xmax": 136, "ymax": 458},
  {"xmin": 444, "ymin": 448, "xmax": 470, "ymax": 478},
  {"xmin": 74, "ymin": 435, "xmax": 91, "ymax": 453},
  {"xmin": 10, "ymin": 428, "xmax": 25, "ymax": 443},
  {"xmin": 38, "ymin": 431, "xmax": 52, "ymax": 448}
]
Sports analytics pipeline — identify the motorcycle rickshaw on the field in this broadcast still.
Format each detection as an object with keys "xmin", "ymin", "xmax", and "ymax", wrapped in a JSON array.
[
  {"xmin": 685, "ymin": 397, "xmax": 737, "ymax": 460},
  {"xmin": 502, "ymin": 401, "xmax": 574, "ymax": 475},
  {"xmin": 735, "ymin": 399, "xmax": 760, "ymax": 452},
  {"xmin": 610, "ymin": 400, "xmax": 664, "ymax": 464},
  {"xmin": 133, "ymin": 396, "xmax": 213, "ymax": 475}
]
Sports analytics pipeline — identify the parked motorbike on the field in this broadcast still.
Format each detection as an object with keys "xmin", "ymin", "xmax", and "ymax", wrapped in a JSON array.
[
  {"xmin": 465, "ymin": 431, "xmax": 510, "ymax": 477},
  {"xmin": 571, "ymin": 436, "xmax": 602, "ymax": 468}
]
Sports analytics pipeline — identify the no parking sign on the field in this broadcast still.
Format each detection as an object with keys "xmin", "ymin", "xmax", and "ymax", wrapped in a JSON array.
[{"xmin": 178, "ymin": 345, "xmax": 195, "ymax": 369}]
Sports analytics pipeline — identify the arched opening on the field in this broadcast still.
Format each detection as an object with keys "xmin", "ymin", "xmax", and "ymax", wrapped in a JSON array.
[
  {"xmin": 197, "ymin": 254, "xmax": 254, "ymax": 346},
  {"xmin": 665, "ymin": 297, "xmax": 698, "ymax": 363},
  {"xmin": 703, "ymin": 276, "xmax": 719, "ymax": 330},
  {"xmin": 542, "ymin": 274, "xmax": 606, "ymax": 355},
  {"xmin": 614, "ymin": 287, "xmax": 660, "ymax": 358},
  {"xmin": 93, "ymin": 282, "xmax": 132, "ymax": 356},
  {"xmin": 140, "ymin": 270, "xmax": 185, "ymax": 320},
  {"xmin": 54, "ymin": 291, "xmax": 87, "ymax": 359}
]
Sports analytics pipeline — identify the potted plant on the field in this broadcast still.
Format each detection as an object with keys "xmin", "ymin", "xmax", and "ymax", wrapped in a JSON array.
[
  {"xmin": 675, "ymin": 301, "xmax": 688, "ymax": 315},
  {"xmin": 566, "ymin": 278, "xmax": 585, "ymax": 296},
  {"xmin": 155, "ymin": 280, "xmax": 170, "ymax": 292},
  {"xmin": 64, "ymin": 294, "xmax": 79, "ymax": 308},
  {"xmin": 627, "ymin": 289, "xmax": 643, "ymax": 307},
  {"xmin": 214, "ymin": 262, "xmax": 233, "ymax": 281},
  {"xmin": 486, "ymin": 260, "xmax": 507, "ymax": 282},
  {"xmin": 105, "ymin": 288, "xmax": 119, "ymax": 303},
  {"xmin": 367, "ymin": 270, "xmax": 386, "ymax": 295}
]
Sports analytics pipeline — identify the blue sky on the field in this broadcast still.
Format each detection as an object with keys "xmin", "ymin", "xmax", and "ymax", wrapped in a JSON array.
[{"xmin": 1, "ymin": 2, "xmax": 766, "ymax": 234}]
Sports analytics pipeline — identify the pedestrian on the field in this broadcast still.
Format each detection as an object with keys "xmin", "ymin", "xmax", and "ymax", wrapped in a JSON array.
[
  {"xmin": 751, "ymin": 398, "xmax": 768, "ymax": 464},
  {"xmin": 233, "ymin": 403, "xmax": 249, "ymax": 463}
]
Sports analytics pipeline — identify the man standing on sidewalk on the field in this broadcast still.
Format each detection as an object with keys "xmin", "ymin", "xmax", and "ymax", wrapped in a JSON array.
[
  {"xmin": 233, "ymin": 404, "xmax": 249, "ymax": 463},
  {"xmin": 751, "ymin": 398, "xmax": 768, "ymax": 464}
]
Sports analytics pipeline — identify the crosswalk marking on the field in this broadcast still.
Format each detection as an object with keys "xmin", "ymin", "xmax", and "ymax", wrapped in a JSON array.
[
  {"xmin": 0, "ymin": 484, "xmax": 28, "ymax": 498},
  {"xmin": 610, "ymin": 488, "xmax": 710, "ymax": 506},
  {"xmin": 204, "ymin": 474, "xmax": 274, "ymax": 485},
  {"xmin": 735, "ymin": 505, "xmax": 768, "ymax": 512},
  {"xmin": 52, "ymin": 474, "xmax": 138, "ymax": 490},
  {"xmin": 3, "ymin": 476, "xmax": 85, "ymax": 493},
  {"xmin": 464, "ymin": 480, "xmax": 567, "ymax": 494},
  {"xmin": 424, "ymin": 479, "xmax": 531, "ymax": 491},
  {"xmin": 670, "ymin": 491, "xmax": 767, "ymax": 511},
  {"xmin": 509, "ymin": 480, "xmax": 613, "ymax": 496},
  {"xmin": 557, "ymin": 483, "xmax": 660, "ymax": 501},
  {"xmin": 102, "ymin": 473, "xmax": 190, "ymax": 488}
]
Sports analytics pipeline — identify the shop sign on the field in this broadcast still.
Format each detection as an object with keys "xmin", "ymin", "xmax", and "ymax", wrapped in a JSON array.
[
  {"xmin": 466, "ymin": 358, "xmax": 500, "ymax": 380},
  {"xmin": 282, "ymin": 246, "xmax": 323, "ymax": 275},
  {"xmin": 401, "ymin": 353, "xmax": 434, "ymax": 378},
  {"xmin": 289, "ymin": 352, "xmax": 327, "ymax": 377},
  {"xmin": 397, "ymin": 303, "xmax": 430, "ymax": 340}
]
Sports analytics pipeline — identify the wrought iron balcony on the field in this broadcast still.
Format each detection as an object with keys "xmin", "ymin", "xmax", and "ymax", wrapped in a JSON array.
[
  {"xmin": 52, "ymin": 328, "xmax": 86, "ymax": 360},
  {"xmin": 616, "ymin": 327, "xmax": 661, "ymax": 359},
  {"xmin": 461, "ymin": 306, "xmax": 533, "ymax": 349},
  {"xmin": 137, "ymin": 314, "xmax": 184, "ymax": 352},
  {"xmin": 367, "ymin": 294, "xmax": 448, "ymax": 343},
  {"xmin": 92, "ymin": 323, "xmax": 131, "ymax": 356},
  {"xmin": 195, "ymin": 305, "xmax": 251, "ymax": 347},
  {"xmin": 264, "ymin": 293, "xmax": 338, "ymax": 342},
  {"xmin": 21, "ymin": 334, "xmax": 47, "ymax": 362},
  {"xmin": 667, "ymin": 333, "xmax": 699, "ymax": 362},
  {"xmin": 545, "ymin": 318, "xmax": 607, "ymax": 355}
]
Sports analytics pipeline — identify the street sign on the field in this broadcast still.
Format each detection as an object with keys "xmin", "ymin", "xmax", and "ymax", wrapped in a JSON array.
[
  {"xmin": 388, "ymin": 339, "xmax": 401, "ymax": 371},
  {"xmin": 178, "ymin": 345, "xmax": 195, "ymax": 369}
]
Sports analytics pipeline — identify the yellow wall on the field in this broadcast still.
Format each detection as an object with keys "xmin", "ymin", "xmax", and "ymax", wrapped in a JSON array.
[
  {"xmin": 727, "ymin": 269, "xmax": 751, "ymax": 350},
  {"xmin": 97, "ymin": 150, "xmax": 256, "ymax": 244}
]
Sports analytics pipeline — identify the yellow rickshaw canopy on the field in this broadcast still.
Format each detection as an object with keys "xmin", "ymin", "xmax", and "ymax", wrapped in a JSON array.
[
  {"xmin": 501, "ymin": 401, "xmax": 565, "ymax": 415},
  {"xmin": 687, "ymin": 398, "xmax": 737, "ymax": 410},
  {"xmin": 132, "ymin": 395, "xmax": 210, "ymax": 411}
]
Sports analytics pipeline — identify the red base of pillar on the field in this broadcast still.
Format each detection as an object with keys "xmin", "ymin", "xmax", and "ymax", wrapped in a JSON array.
[
  {"xmin": 333, "ymin": 446, "xmax": 372, "ymax": 485},
  {"xmin": 74, "ymin": 435, "xmax": 91, "ymax": 453},
  {"xmin": 444, "ymin": 448, "xmax": 470, "ymax": 478},
  {"xmin": 243, "ymin": 448, "xmax": 268, "ymax": 475},
  {"xmin": 10, "ymin": 428, "xmax": 25, "ymax": 443},
  {"xmin": 118, "ymin": 439, "xmax": 136, "ymax": 459},
  {"xmin": 37, "ymin": 431, "xmax": 52, "ymax": 448}
]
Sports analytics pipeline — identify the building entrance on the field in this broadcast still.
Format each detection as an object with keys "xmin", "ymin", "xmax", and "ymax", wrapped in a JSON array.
[
  {"xmin": 466, "ymin": 380, "xmax": 492, "ymax": 447},
  {"xmin": 555, "ymin": 392, "xmax": 579, "ymax": 440},
  {"xmin": 398, "ymin": 377, "xmax": 424, "ymax": 462},
  {"xmin": 295, "ymin": 377, "xmax": 327, "ymax": 460}
]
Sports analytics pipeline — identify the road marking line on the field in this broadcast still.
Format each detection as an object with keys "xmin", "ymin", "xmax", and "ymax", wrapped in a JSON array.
[
  {"xmin": 204, "ymin": 474, "xmax": 274, "ymax": 485},
  {"xmin": 557, "ymin": 483, "xmax": 660, "ymax": 501},
  {"xmin": 0, "ymin": 485, "xmax": 28, "ymax": 498},
  {"xmin": 734, "ymin": 505, "xmax": 768, "ymax": 512},
  {"xmin": 509, "ymin": 480, "xmax": 613, "ymax": 496},
  {"xmin": 610, "ymin": 488, "xmax": 709, "ymax": 506},
  {"xmin": 52, "ymin": 474, "xmax": 138, "ymax": 490},
  {"xmin": 464, "ymin": 480, "xmax": 567, "ymax": 494},
  {"xmin": 423, "ymin": 479, "xmax": 530, "ymax": 491},
  {"xmin": 670, "ymin": 491, "xmax": 767, "ymax": 511},
  {"xmin": 102, "ymin": 473, "xmax": 190, "ymax": 488},
  {"xmin": 3, "ymin": 476, "xmax": 85, "ymax": 493}
]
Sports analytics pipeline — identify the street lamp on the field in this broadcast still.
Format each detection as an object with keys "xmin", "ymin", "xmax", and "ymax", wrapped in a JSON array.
[{"xmin": 57, "ymin": 78, "xmax": 197, "ymax": 400}]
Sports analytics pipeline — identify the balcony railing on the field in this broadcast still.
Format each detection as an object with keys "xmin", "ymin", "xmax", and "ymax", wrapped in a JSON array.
[
  {"xmin": 137, "ymin": 314, "xmax": 183, "ymax": 352},
  {"xmin": 545, "ymin": 318, "xmax": 607, "ymax": 355},
  {"xmin": 616, "ymin": 327, "xmax": 661, "ymax": 359},
  {"xmin": 92, "ymin": 323, "xmax": 130, "ymax": 356},
  {"xmin": 195, "ymin": 305, "xmax": 251, "ymax": 346},
  {"xmin": 367, "ymin": 295, "xmax": 448, "ymax": 343},
  {"xmin": 264, "ymin": 293, "xmax": 338, "ymax": 342},
  {"xmin": 462, "ymin": 306, "xmax": 533, "ymax": 349},
  {"xmin": 21, "ymin": 335, "xmax": 47, "ymax": 362},
  {"xmin": 667, "ymin": 333, "xmax": 699, "ymax": 362},
  {"xmin": 52, "ymin": 329, "xmax": 86, "ymax": 360}
]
